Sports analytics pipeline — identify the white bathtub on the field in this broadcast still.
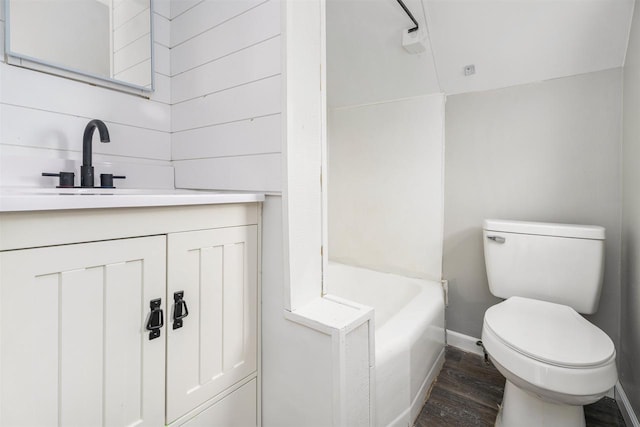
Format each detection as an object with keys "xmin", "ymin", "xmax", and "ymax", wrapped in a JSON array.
[{"xmin": 326, "ymin": 262, "xmax": 446, "ymax": 427}]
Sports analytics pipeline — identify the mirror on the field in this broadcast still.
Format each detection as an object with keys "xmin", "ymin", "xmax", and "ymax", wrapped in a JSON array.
[{"xmin": 5, "ymin": 0, "xmax": 153, "ymax": 92}]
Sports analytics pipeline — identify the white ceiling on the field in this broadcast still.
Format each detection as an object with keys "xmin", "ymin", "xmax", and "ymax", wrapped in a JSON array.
[
  {"xmin": 326, "ymin": 0, "xmax": 441, "ymax": 108},
  {"xmin": 327, "ymin": 0, "xmax": 635, "ymax": 107}
]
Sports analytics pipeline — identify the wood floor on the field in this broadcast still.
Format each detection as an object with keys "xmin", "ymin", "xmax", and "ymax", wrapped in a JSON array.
[{"xmin": 415, "ymin": 346, "xmax": 626, "ymax": 427}]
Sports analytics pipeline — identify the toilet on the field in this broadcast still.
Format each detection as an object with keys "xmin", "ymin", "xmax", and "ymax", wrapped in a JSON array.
[{"xmin": 481, "ymin": 219, "xmax": 617, "ymax": 427}]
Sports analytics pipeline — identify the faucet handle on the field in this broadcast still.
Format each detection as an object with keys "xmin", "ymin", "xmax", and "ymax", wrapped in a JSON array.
[
  {"xmin": 100, "ymin": 174, "xmax": 126, "ymax": 188},
  {"xmin": 42, "ymin": 172, "xmax": 75, "ymax": 188}
]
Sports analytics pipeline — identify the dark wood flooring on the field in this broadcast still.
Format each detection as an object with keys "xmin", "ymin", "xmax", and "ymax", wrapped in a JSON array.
[{"xmin": 415, "ymin": 346, "xmax": 626, "ymax": 427}]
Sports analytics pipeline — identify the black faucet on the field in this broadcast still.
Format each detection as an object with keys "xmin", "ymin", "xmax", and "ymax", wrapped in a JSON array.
[{"xmin": 81, "ymin": 119, "xmax": 110, "ymax": 187}]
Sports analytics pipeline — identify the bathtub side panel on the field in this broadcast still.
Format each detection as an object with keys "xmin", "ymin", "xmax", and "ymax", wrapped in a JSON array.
[
  {"xmin": 376, "ymin": 282, "xmax": 445, "ymax": 427},
  {"xmin": 375, "ymin": 344, "xmax": 410, "ymax": 427},
  {"xmin": 410, "ymin": 289, "xmax": 446, "ymax": 399}
]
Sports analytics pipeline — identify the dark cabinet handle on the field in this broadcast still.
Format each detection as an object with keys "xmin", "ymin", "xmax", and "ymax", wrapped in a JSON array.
[
  {"xmin": 146, "ymin": 298, "xmax": 163, "ymax": 340},
  {"xmin": 173, "ymin": 291, "xmax": 189, "ymax": 330}
]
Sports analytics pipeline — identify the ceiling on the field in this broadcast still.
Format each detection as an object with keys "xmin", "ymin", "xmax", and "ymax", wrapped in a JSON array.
[
  {"xmin": 326, "ymin": 0, "xmax": 440, "ymax": 107},
  {"xmin": 326, "ymin": 0, "xmax": 635, "ymax": 108}
]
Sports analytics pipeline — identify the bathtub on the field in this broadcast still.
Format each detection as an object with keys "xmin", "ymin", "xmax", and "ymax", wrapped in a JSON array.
[{"xmin": 326, "ymin": 262, "xmax": 446, "ymax": 427}]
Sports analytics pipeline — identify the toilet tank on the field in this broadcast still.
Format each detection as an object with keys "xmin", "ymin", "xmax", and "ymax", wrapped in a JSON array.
[{"xmin": 483, "ymin": 219, "xmax": 605, "ymax": 314}]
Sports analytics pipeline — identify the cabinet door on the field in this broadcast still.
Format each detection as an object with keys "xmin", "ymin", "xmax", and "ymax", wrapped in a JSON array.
[
  {"xmin": 0, "ymin": 236, "xmax": 166, "ymax": 427},
  {"xmin": 166, "ymin": 226, "xmax": 258, "ymax": 423}
]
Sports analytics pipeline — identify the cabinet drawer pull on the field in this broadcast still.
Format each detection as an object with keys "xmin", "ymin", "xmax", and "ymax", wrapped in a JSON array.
[
  {"xmin": 173, "ymin": 291, "xmax": 189, "ymax": 330},
  {"xmin": 146, "ymin": 298, "xmax": 164, "ymax": 340}
]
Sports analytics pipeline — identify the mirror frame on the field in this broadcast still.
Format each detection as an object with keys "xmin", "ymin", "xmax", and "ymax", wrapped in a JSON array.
[{"xmin": 3, "ymin": 0, "xmax": 155, "ymax": 95}]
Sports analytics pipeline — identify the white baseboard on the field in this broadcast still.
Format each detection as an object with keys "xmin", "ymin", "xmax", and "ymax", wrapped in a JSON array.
[
  {"xmin": 616, "ymin": 381, "xmax": 640, "ymax": 427},
  {"xmin": 446, "ymin": 329, "xmax": 484, "ymax": 357}
]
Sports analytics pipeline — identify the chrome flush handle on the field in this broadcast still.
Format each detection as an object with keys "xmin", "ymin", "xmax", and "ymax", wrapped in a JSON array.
[{"xmin": 487, "ymin": 235, "xmax": 506, "ymax": 244}]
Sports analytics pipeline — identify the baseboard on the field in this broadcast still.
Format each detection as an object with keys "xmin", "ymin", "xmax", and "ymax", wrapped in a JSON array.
[
  {"xmin": 616, "ymin": 381, "xmax": 640, "ymax": 427},
  {"xmin": 446, "ymin": 329, "xmax": 484, "ymax": 356}
]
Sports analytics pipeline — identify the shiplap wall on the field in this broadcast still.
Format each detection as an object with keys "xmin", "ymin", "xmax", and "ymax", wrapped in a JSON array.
[
  {"xmin": 170, "ymin": 0, "xmax": 282, "ymax": 192},
  {"xmin": 0, "ymin": 2, "xmax": 173, "ymax": 189}
]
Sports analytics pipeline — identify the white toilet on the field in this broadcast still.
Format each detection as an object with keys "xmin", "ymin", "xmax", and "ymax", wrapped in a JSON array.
[{"xmin": 481, "ymin": 219, "xmax": 617, "ymax": 427}]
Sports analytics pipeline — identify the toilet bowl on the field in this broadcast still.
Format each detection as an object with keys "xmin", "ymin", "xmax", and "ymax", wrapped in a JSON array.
[
  {"xmin": 481, "ymin": 219, "xmax": 618, "ymax": 426},
  {"xmin": 482, "ymin": 297, "xmax": 617, "ymax": 426}
]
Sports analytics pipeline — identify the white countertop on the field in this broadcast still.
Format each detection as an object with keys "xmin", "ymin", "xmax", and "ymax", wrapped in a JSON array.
[{"xmin": 0, "ymin": 187, "xmax": 265, "ymax": 212}]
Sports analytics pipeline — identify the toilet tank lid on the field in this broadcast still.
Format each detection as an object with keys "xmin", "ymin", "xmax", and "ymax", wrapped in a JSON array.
[{"xmin": 483, "ymin": 219, "xmax": 605, "ymax": 240}]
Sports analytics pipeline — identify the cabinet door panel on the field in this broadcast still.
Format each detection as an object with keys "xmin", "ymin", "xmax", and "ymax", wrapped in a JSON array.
[
  {"xmin": 167, "ymin": 226, "xmax": 258, "ymax": 423},
  {"xmin": 0, "ymin": 236, "xmax": 166, "ymax": 427},
  {"xmin": 59, "ymin": 267, "xmax": 104, "ymax": 426},
  {"xmin": 199, "ymin": 245, "xmax": 224, "ymax": 384},
  {"xmin": 104, "ymin": 260, "xmax": 150, "ymax": 427}
]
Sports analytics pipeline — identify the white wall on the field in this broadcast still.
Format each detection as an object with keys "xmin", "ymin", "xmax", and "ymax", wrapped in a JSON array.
[
  {"xmin": 262, "ymin": 196, "xmax": 374, "ymax": 427},
  {"xmin": 170, "ymin": 0, "xmax": 282, "ymax": 192},
  {"xmin": 443, "ymin": 69, "xmax": 623, "ymax": 343},
  {"xmin": 0, "ymin": 2, "xmax": 172, "ymax": 189},
  {"xmin": 262, "ymin": 4, "xmax": 379, "ymax": 425},
  {"xmin": 326, "ymin": 0, "xmax": 445, "ymax": 282},
  {"xmin": 328, "ymin": 94, "xmax": 444, "ymax": 280},
  {"xmin": 621, "ymin": 0, "xmax": 640, "ymax": 420},
  {"xmin": 261, "ymin": 196, "xmax": 333, "ymax": 426}
]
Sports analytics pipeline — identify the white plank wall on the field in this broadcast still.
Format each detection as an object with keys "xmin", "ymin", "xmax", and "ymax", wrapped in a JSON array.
[
  {"xmin": 0, "ymin": 0, "xmax": 282, "ymax": 191},
  {"xmin": 0, "ymin": 3, "xmax": 173, "ymax": 189},
  {"xmin": 171, "ymin": 0, "xmax": 283, "ymax": 192}
]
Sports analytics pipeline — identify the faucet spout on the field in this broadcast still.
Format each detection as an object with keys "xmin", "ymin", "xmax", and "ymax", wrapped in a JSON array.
[{"xmin": 81, "ymin": 119, "xmax": 110, "ymax": 187}]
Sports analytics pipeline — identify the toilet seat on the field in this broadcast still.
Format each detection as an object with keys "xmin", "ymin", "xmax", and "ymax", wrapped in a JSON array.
[
  {"xmin": 482, "ymin": 297, "xmax": 617, "ymax": 402},
  {"xmin": 484, "ymin": 296, "xmax": 615, "ymax": 368}
]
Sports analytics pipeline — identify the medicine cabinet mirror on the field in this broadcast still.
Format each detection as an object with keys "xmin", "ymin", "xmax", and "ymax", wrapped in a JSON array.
[{"xmin": 4, "ymin": 0, "xmax": 154, "ymax": 93}]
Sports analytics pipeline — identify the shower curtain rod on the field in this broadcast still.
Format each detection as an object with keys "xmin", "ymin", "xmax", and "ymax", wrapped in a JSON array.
[{"xmin": 396, "ymin": 0, "xmax": 419, "ymax": 33}]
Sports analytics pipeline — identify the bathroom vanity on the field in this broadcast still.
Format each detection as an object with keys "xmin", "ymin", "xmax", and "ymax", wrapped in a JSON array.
[{"xmin": 0, "ymin": 190, "xmax": 263, "ymax": 426}]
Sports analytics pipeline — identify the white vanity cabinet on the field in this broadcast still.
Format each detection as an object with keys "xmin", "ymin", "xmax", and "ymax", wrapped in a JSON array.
[
  {"xmin": 167, "ymin": 226, "xmax": 258, "ymax": 424},
  {"xmin": 0, "ymin": 203, "xmax": 261, "ymax": 427},
  {"xmin": 0, "ymin": 236, "xmax": 167, "ymax": 427}
]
